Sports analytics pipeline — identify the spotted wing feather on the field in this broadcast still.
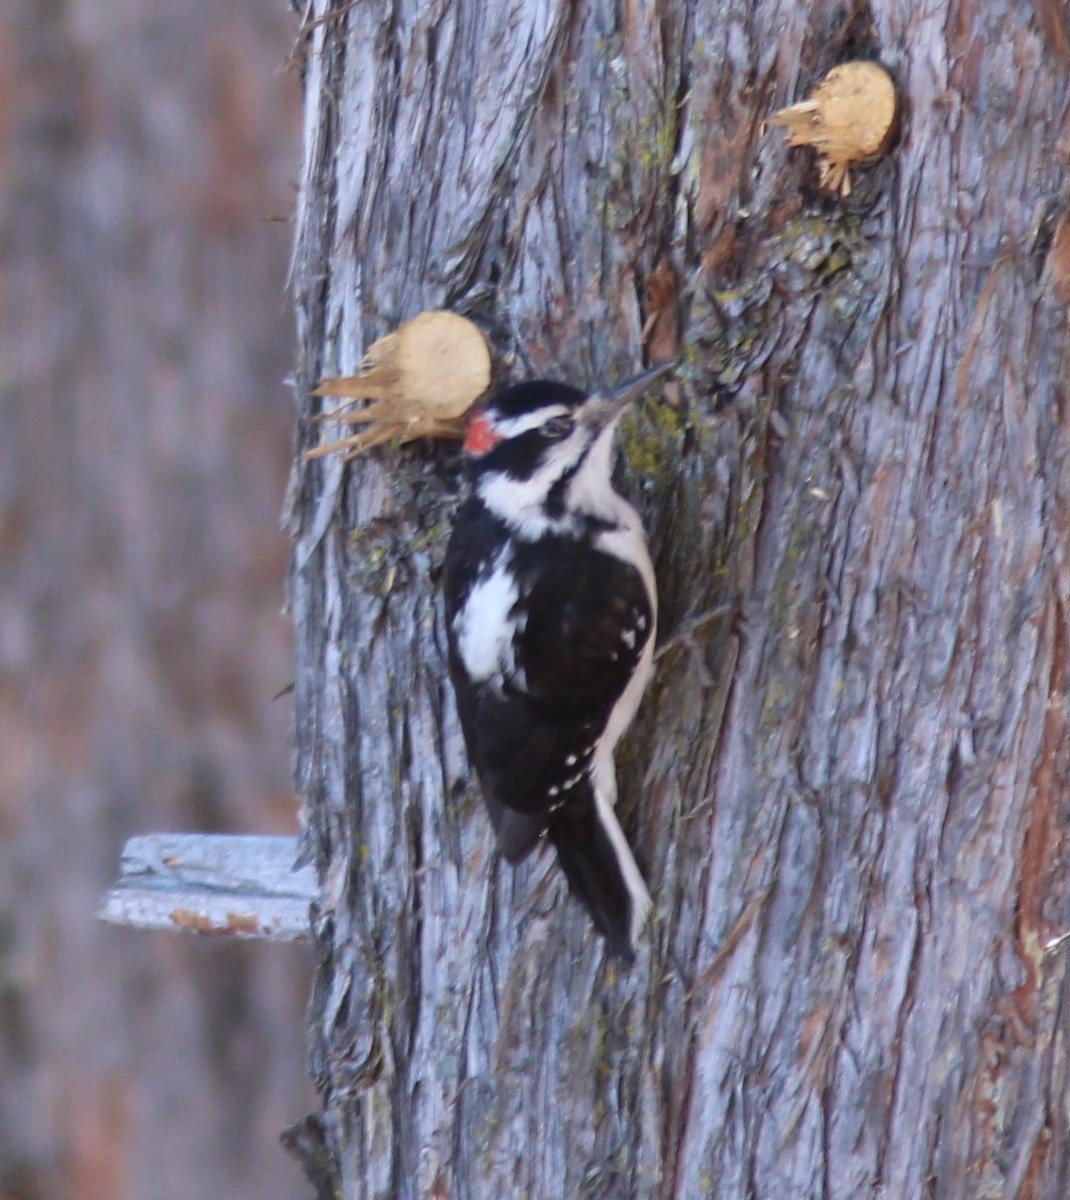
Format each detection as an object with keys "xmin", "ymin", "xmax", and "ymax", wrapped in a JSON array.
[{"xmin": 445, "ymin": 504, "xmax": 652, "ymax": 861}]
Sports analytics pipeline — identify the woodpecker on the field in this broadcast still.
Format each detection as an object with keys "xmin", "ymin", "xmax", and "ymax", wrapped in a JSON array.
[{"xmin": 444, "ymin": 363, "xmax": 671, "ymax": 959}]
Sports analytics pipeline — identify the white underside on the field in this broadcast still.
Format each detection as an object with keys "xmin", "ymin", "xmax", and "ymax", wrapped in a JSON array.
[
  {"xmin": 593, "ymin": 784, "xmax": 653, "ymax": 948},
  {"xmin": 576, "ymin": 430, "xmax": 657, "ymax": 951}
]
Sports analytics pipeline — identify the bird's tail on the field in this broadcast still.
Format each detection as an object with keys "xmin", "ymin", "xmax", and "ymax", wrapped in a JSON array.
[{"xmin": 548, "ymin": 782, "xmax": 651, "ymax": 961}]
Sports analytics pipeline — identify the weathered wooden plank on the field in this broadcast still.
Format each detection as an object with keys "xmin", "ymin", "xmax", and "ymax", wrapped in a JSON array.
[{"xmin": 99, "ymin": 834, "xmax": 316, "ymax": 941}]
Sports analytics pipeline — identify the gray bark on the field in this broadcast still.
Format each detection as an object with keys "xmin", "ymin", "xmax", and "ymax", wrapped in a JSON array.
[{"xmin": 289, "ymin": 3, "xmax": 1070, "ymax": 1198}]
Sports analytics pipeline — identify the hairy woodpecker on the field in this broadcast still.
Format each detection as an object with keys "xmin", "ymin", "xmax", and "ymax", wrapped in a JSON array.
[{"xmin": 444, "ymin": 363, "xmax": 671, "ymax": 959}]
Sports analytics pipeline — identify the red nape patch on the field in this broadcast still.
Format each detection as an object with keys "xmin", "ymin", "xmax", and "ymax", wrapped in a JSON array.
[{"xmin": 463, "ymin": 411, "xmax": 502, "ymax": 455}]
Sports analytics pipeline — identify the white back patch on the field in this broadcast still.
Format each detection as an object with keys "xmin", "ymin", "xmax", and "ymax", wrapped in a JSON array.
[{"xmin": 453, "ymin": 553, "xmax": 519, "ymax": 683}]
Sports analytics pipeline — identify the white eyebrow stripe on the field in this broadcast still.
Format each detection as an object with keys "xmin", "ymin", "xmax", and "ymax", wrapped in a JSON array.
[{"xmin": 492, "ymin": 405, "xmax": 570, "ymax": 438}]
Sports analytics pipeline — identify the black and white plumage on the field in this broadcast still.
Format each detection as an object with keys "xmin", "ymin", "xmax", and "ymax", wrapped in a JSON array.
[{"xmin": 444, "ymin": 364, "xmax": 670, "ymax": 959}]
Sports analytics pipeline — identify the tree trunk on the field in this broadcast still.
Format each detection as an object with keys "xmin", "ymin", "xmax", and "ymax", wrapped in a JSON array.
[{"xmin": 288, "ymin": 3, "xmax": 1070, "ymax": 1197}]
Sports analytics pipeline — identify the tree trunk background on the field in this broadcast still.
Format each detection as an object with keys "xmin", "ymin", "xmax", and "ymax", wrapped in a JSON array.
[
  {"xmin": 289, "ymin": 2, "xmax": 1070, "ymax": 1198},
  {"xmin": 0, "ymin": 3, "xmax": 312, "ymax": 1198}
]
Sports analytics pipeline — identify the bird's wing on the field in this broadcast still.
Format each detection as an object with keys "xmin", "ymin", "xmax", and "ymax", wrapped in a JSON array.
[
  {"xmin": 514, "ymin": 539, "xmax": 652, "ymax": 706},
  {"xmin": 464, "ymin": 540, "xmax": 652, "ymax": 847}
]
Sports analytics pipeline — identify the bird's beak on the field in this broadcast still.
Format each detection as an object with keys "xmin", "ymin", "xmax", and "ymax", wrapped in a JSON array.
[{"xmin": 581, "ymin": 361, "xmax": 675, "ymax": 430}]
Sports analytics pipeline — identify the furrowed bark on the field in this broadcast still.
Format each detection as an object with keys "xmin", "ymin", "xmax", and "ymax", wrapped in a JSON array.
[{"xmin": 288, "ymin": 3, "xmax": 1070, "ymax": 1197}]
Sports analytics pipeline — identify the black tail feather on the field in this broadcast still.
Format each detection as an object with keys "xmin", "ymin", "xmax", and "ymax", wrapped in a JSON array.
[{"xmin": 547, "ymin": 782, "xmax": 650, "ymax": 961}]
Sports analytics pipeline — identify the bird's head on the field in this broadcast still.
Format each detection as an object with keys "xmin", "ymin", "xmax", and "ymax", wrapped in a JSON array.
[{"xmin": 463, "ymin": 364, "xmax": 672, "ymax": 531}]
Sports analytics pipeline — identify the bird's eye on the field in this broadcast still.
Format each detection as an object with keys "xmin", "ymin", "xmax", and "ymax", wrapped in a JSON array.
[{"xmin": 543, "ymin": 414, "xmax": 574, "ymax": 440}]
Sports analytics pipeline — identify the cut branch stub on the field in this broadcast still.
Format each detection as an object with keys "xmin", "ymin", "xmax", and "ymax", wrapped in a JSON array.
[
  {"xmin": 769, "ymin": 60, "xmax": 898, "ymax": 196},
  {"xmin": 306, "ymin": 309, "xmax": 492, "ymax": 459}
]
